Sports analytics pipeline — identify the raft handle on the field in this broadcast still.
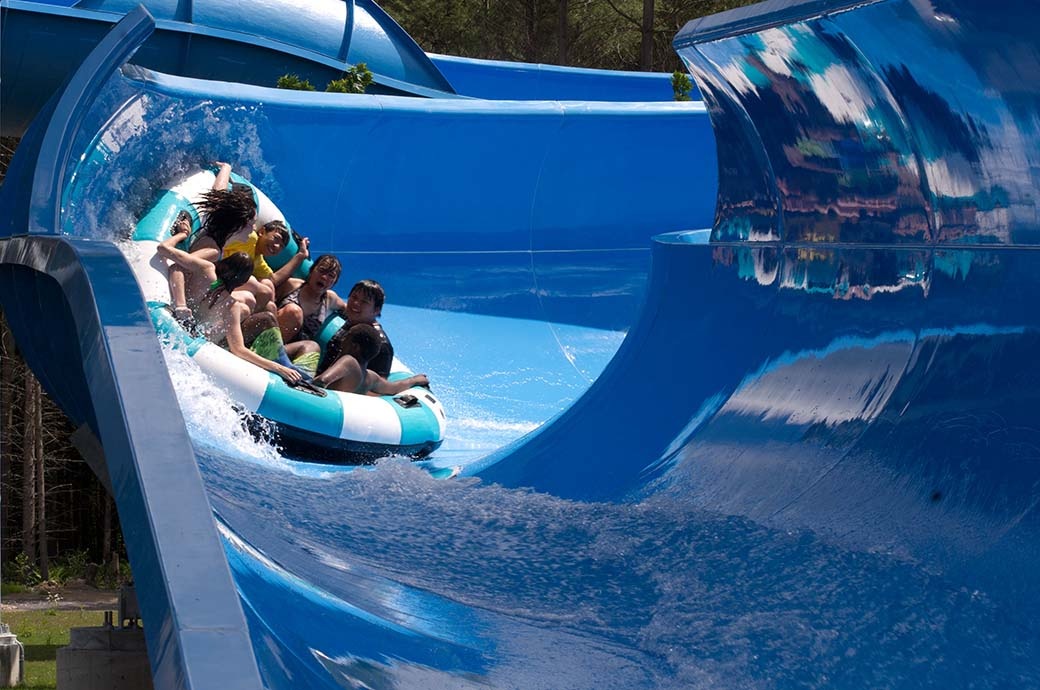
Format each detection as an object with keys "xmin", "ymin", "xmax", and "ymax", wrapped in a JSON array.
[{"xmin": 393, "ymin": 394, "xmax": 421, "ymax": 409}]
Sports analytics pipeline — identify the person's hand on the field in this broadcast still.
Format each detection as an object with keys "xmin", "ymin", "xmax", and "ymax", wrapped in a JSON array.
[
  {"xmin": 171, "ymin": 211, "xmax": 191, "ymax": 236},
  {"xmin": 276, "ymin": 364, "xmax": 303, "ymax": 385},
  {"xmin": 297, "ymin": 237, "xmax": 310, "ymax": 259},
  {"xmin": 412, "ymin": 374, "xmax": 430, "ymax": 388},
  {"xmin": 213, "ymin": 161, "xmax": 230, "ymax": 169}
]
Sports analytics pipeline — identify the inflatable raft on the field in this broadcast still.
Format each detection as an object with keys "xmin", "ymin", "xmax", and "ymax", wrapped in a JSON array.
[{"xmin": 125, "ymin": 170, "xmax": 446, "ymax": 461}]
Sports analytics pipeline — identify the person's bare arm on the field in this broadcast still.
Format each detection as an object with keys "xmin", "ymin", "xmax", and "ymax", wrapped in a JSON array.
[
  {"xmin": 212, "ymin": 161, "xmax": 231, "ymax": 191},
  {"xmin": 270, "ymin": 236, "xmax": 310, "ymax": 290},
  {"xmin": 367, "ymin": 372, "xmax": 429, "ymax": 396},
  {"xmin": 329, "ymin": 289, "xmax": 348, "ymax": 315},
  {"xmin": 157, "ymin": 223, "xmax": 217, "ymax": 275},
  {"xmin": 224, "ymin": 303, "xmax": 303, "ymax": 384},
  {"xmin": 314, "ymin": 355, "xmax": 363, "ymax": 392}
]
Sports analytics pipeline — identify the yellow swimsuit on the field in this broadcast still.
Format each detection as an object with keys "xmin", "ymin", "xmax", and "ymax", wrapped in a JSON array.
[{"xmin": 223, "ymin": 230, "xmax": 274, "ymax": 280}]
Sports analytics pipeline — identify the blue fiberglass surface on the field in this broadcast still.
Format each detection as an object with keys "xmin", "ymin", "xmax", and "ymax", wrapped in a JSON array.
[
  {"xmin": 0, "ymin": 0, "xmax": 456, "ymax": 137},
  {"xmin": 428, "ymin": 53, "xmax": 685, "ymax": 102},
  {"xmin": 675, "ymin": 0, "xmax": 1040, "ymax": 246},
  {"xmin": 3, "ymin": 0, "xmax": 1040, "ymax": 688}
]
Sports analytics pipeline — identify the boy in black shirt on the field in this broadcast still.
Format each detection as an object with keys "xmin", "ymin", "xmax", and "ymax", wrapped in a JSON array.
[{"xmin": 320, "ymin": 279, "xmax": 395, "ymax": 378}]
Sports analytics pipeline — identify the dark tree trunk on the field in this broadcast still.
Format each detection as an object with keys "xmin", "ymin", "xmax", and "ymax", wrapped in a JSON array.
[
  {"xmin": 557, "ymin": 0, "xmax": 569, "ymax": 64},
  {"xmin": 525, "ymin": 0, "xmax": 538, "ymax": 62},
  {"xmin": 35, "ymin": 393, "xmax": 48, "ymax": 581},
  {"xmin": 21, "ymin": 374, "xmax": 38, "ymax": 560},
  {"xmin": 102, "ymin": 493, "xmax": 113, "ymax": 563},
  {"xmin": 0, "ymin": 313, "xmax": 15, "ymax": 566},
  {"xmin": 640, "ymin": 0, "xmax": 655, "ymax": 71}
]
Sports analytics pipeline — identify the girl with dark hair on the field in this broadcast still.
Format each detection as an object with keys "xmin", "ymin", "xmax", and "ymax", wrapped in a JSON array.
[
  {"xmin": 169, "ymin": 163, "xmax": 305, "ymax": 320},
  {"xmin": 159, "ymin": 217, "xmax": 317, "ymax": 385},
  {"xmin": 276, "ymin": 254, "xmax": 346, "ymax": 342}
]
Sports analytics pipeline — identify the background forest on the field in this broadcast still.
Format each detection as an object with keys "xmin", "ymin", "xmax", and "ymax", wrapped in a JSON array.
[
  {"xmin": 0, "ymin": 0, "xmax": 754, "ymax": 589},
  {"xmin": 383, "ymin": 0, "xmax": 752, "ymax": 72}
]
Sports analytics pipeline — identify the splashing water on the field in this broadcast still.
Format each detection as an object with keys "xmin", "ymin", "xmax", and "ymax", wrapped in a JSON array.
[{"xmin": 159, "ymin": 343, "xmax": 286, "ymax": 468}]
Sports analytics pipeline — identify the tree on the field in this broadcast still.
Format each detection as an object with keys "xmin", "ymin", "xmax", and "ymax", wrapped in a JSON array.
[
  {"xmin": 557, "ymin": 0, "xmax": 569, "ymax": 64},
  {"xmin": 641, "ymin": 0, "xmax": 655, "ymax": 70},
  {"xmin": 21, "ymin": 373, "xmax": 38, "ymax": 563}
]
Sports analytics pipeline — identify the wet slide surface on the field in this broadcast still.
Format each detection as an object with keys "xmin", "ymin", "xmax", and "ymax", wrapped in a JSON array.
[{"xmin": 2, "ymin": 0, "xmax": 1040, "ymax": 688}]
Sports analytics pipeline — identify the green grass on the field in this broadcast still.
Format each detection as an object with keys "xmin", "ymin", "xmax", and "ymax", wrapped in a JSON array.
[{"xmin": 1, "ymin": 609, "xmax": 108, "ymax": 690}]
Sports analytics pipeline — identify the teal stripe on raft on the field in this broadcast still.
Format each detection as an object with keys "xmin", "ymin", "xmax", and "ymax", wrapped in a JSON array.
[
  {"xmin": 257, "ymin": 379, "xmax": 346, "ymax": 440},
  {"xmin": 133, "ymin": 191, "xmax": 199, "ymax": 242},
  {"xmin": 316, "ymin": 314, "xmax": 346, "ymax": 353},
  {"xmin": 148, "ymin": 302, "xmax": 208, "ymax": 356},
  {"xmin": 394, "ymin": 394, "xmax": 441, "ymax": 446}
]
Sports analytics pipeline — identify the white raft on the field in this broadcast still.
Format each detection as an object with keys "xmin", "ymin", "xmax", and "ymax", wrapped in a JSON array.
[{"xmin": 125, "ymin": 170, "xmax": 446, "ymax": 461}]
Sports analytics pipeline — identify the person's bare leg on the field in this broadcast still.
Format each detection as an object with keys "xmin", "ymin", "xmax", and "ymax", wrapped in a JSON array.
[
  {"xmin": 231, "ymin": 289, "xmax": 258, "ymax": 314},
  {"xmin": 314, "ymin": 355, "xmax": 364, "ymax": 393},
  {"xmin": 168, "ymin": 265, "xmax": 191, "ymax": 321},
  {"xmin": 277, "ymin": 303, "xmax": 304, "ymax": 342},
  {"xmin": 240, "ymin": 312, "xmax": 278, "ymax": 347},
  {"xmin": 285, "ymin": 340, "xmax": 319, "ymax": 360},
  {"xmin": 233, "ymin": 276, "xmax": 275, "ymax": 313}
]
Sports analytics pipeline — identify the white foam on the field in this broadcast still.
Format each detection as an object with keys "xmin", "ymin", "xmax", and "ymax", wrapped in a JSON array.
[{"xmin": 160, "ymin": 344, "xmax": 285, "ymax": 467}]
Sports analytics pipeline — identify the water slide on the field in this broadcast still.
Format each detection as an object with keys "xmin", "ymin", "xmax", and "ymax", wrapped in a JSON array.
[{"xmin": 2, "ymin": 0, "xmax": 1039, "ymax": 688}]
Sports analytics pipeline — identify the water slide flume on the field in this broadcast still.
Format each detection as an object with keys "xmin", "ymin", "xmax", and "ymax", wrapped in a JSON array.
[
  {"xmin": 11, "ymin": 0, "xmax": 1040, "ymax": 688},
  {"xmin": 128, "ymin": 169, "xmax": 446, "ymax": 462}
]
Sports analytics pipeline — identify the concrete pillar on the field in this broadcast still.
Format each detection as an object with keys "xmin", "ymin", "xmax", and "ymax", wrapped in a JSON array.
[
  {"xmin": 56, "ymin": 619, "xmax": 153, "ymax": 690},
  {"xmin": 0, "ymin": 623, "xmax": 25, "ymax": 687}
]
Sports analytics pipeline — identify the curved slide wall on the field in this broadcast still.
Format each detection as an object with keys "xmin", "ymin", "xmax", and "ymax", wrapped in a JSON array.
[
  {"xmin": 53, "ymin": 64, "xmax": 717, "ymax": 331},
  {"xmin": 3, "ymin": 1, "xmax": 1040, "ymax": 689},
  {"xmin": 1, "ymin": 0, "xmax": 696, "ymax": 137},
  {"xmin": 0, "ymin": 0, "xmax": 457, "ymax": 137},
  {"xmin": 428, "ymin": 53, "xmax": 685, "ymax": 102},
  {"xmin": 0, "ymin": 6, "xmax": 718, "ymax": 688}
]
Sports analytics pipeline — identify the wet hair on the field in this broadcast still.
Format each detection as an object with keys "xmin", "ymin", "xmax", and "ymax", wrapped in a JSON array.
[
  {"xmin": 206, "ymin": 252, "xmax": 253, "ymax": 308},
  {"xmin": 343, "ymin": 323, "xmax": 381, "ymax": 365},
  {"xmin": 196, "ymin": 188, "xmax": 257, "ymax": 248},
  {"xmin": 308, "ymin": 254, "xmax": 342, "ymax": 283},
  {"xmin": 349, "ymin": 279, "xmax": 385, "ymax": 313},
  {"xmin": 261, "ymin": 220, "xmax": 289, "ymax": 246}
]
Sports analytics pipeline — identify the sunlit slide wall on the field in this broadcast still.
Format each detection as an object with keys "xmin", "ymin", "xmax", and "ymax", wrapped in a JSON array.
[
  {"xmin": 2, "ymin": 0, "xmax": 695, "ymax": 137},
  {"xmin": 428, "ymin": 53, "xmax": 684, "ymax": 102},
  {"xmin": 0, "ymin": 2, "xmax": 718, "ymax": 685},
  {"xmin": 0, "ymin": 1, "xmax": 718, "ymax": 331},
  {"xmin": 0, "ymin": 0, "xmax": 458, "ymax": 138},
  {"xmin": 37, "ymin": 59, "xmax": 717, "ymax": 333},
  {"xmin": 481, "ymin": 0, "xmax": 1040, "ymax": 623}
]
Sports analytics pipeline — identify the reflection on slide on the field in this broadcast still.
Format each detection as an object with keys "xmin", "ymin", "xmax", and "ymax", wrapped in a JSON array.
[{"xmin": 1, "ymin": 0, "xmax": 1040, "ymax": 688}]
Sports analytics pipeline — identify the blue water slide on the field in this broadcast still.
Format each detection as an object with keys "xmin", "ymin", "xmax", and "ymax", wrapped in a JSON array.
[
  {"xmin": 428, "ymin": 53, "xmax": 685, "ymax": 102},
  {"xmin": 0, "ymin": 4, "xmax": 717, "ymax": 688},
  {"xmin": 1, "ymin": 0, "xmax": 693, "ymax": 137},
  {"xmin": 0, "ymin": 0, "xmax": 458, "ymax": 136},
  {"xmin": 3, "ymin": 0, "xmax": 1040, "ymax": 688},
  {"xmin": 0, "ymin": 9, "xmax": 262, "ymax": 688}
]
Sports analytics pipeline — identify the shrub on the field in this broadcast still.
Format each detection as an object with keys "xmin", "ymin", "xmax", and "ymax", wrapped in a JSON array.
[
  {"xmin": 326, "ymin": 63, "xmax": 373, "ymax": 94},
  {"xmin": 672, "ymin": 70, "xmax": 693, "ymax": 102},
  {"xmin": 276, "ymin": 74, "xmax": 316, "ymax": 91}
]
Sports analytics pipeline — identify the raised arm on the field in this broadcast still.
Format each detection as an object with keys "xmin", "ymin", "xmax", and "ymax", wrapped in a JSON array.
[
  {"xmin": 156, "ymin": 220, "xmax": 217, "ymax": 275},
  {"xmin": 212, "ymin": 161, "xmax": 232, "ymax": 191},
  {"xmin": 270, "ymin": 236, "xmax": 310, "ymax": 290}
]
